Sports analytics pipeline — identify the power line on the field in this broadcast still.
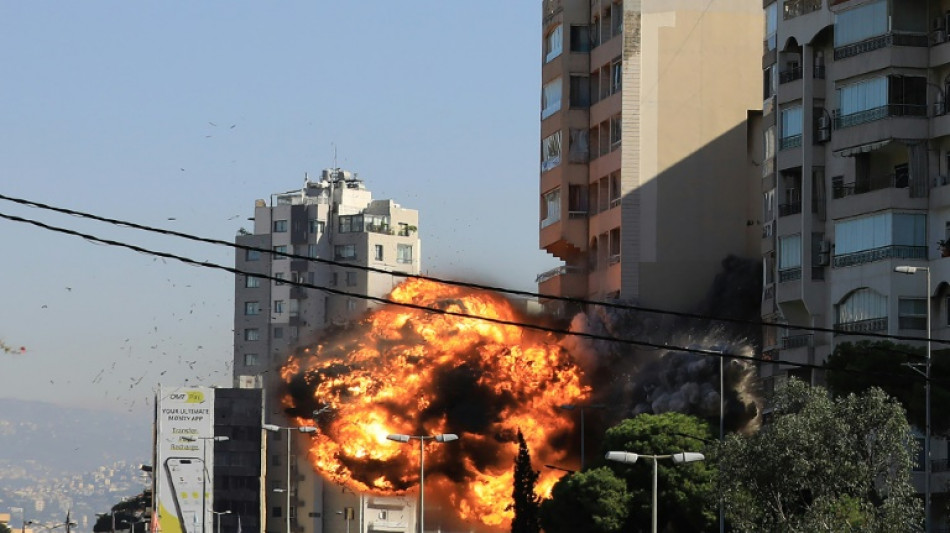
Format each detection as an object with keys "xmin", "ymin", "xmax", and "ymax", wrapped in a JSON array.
[
  {"xmin": 0, "ymin": 192, "xmax": 941, "ymax": 346},
  {"xmin": 0, "ymin": 208, "xmax": 939, "ymax": 387}
]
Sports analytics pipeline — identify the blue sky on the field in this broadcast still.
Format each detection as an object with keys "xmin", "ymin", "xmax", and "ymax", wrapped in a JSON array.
[{"xmin": 0, "ymin": 2, "xmax": 555, "ymax": 413}]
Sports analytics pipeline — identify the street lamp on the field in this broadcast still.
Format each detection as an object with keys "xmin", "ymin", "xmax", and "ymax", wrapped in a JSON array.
[
  {"xmin": 183, "ymin": 435, "xmax": 230, "ymax": 533},
  {"xmin": 263, "ymin": 423, "xmax": 318, "ymax": 533},
  {"xmin": 559, "ymin": 403, "xmax": 605, "ymax": 470},
  {"xmin": 386, "ymin": 432, "xmax": 459, "ymax": 533},
  {"xmin": 895, "ymin": 264, "xmax": 932, "ymax": 532},
  {"xmin": 605, "ymin": 450, "xmax": 705, "ymax": 533},
  {"xmin": 212, "ymin": 510, "xmax": 231, "ymax": 533}
]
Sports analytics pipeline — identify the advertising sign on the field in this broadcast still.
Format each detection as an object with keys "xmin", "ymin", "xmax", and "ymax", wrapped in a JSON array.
[{"xmin": 154, "ymin": 386, "xmax": 215, "ymax": 533}]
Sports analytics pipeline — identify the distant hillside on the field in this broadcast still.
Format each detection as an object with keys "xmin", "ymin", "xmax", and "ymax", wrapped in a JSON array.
[{"xmin": 0, "ymin": 398, "xmax": 150, "ymax": 472}]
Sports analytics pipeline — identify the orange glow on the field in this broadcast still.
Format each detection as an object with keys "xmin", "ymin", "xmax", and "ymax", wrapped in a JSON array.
[{"xmin": 281, "ymin": 278, "xmax": 587, "ymax": 529}]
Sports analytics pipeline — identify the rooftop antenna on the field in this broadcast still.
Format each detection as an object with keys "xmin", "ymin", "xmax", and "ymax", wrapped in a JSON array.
[{"xmin": 332, "ymin": 142, "xmax": 338, "ymax": 169}]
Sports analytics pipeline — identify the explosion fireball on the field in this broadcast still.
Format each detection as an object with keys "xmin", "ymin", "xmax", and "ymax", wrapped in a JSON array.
[{"xmin": 280, "ymin": 278, "xmax": 589, "ymax": 528}]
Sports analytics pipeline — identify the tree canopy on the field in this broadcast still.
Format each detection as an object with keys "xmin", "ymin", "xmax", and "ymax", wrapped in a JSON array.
[{"xmin": 719, "ymin": 378, "xmax": 921, "ymax": 532}]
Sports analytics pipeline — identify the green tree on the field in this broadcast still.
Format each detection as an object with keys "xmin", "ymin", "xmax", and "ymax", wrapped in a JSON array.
[
  {"xmin": 0, "ymin": 521, "xmax": 12, "ymax": 533},
  {"xmin": 539, "ymin": 467, "xmax": 630, "ymax": 533},
  {"xmin": 719, "ymin": 379, "xmax": 921, "ymax": 532},
  {"xmin": 511, "ymin": 429, "xmax": 540, "ymax": 533},
  {"xmin": 93, "ymin": 491, "xmax": 151, "ymax": 533},
  {"xmin": 825, "ymin": 340, "xmax": 950, "ymax": 434}
]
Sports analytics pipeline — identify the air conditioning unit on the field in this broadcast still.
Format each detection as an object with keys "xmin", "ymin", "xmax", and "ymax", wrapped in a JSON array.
[
  {"xmin": 818, "ymin": 240, "xmax": 831, "ymax": 253},
  {"xmin": 817, "ymin": 253, "xmax": 830, "ymax": 266},
  {"xmin": 816, "ymin": 127, "xmax": 831, "ymax": 143},
  {"xmin": 817, "ymin": 115, "xmax": 830, "ymax": 129}
]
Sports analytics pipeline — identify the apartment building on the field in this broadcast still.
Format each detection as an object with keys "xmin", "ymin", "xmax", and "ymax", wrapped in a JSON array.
[
  {"xmin": 537, "ymin": 0, "xmax": 763, "ymax": 316},
  {"xmin": 761, "ymin": 0, "xmax": 950, "ymax": 526},
  {"xmin": 232, "ymin": 168, "xmax": 421, "ymax": 533}
]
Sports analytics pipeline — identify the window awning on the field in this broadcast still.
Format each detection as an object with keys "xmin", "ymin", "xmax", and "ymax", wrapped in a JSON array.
[{"xmin": 834, "ymin": 139, "xmax": 891, "ymax": 157}]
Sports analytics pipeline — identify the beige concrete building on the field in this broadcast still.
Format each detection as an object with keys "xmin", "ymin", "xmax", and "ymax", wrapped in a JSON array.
[
  {"xmin": 537, "ymin": 0, "xmax": 764, "ymax": 315},
  {"xmin": 232, "ymin": 168, "xmax": 421, "ymax": 533},
  {"xmin": 760, "ymin": 0, "xmax": 950, "ymax": 526}
]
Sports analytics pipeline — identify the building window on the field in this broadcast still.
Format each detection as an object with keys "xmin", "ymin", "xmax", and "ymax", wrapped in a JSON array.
[
  {"xmin": 568, "ymin": 129, "xmax": 590, "ymax": 163},
  {"xmin": 274, "ymin": 327, "xmax": 283, "ymax": 339},
  {"xmin": 397, "ymin": 244, "xmax": 413, "ymax": 264},
  {"xmin": 833, "ymin": 213, "xmax": 926, "ymax": 266},
  {"xmin": 335, "ymin": 244, "xmax": 357, "ymax": 261},
  {"xmin": 245, "ymin": 249, "xmax": 261, "ymax": 261},
  {"xmin": 289, "ymin": 326, "xmax": 298, "ymax": 339},
  {"xmin": 545, "ymin": 24, "xmax": 563, "ymax": 62},
  {"xmin": 541, "ymin": 132, "xmax": 562, "ymax": 172},
  {"xmin": 243, "ymin": 353, "xmax": 258, "ymax": 366},
  {"xmin": 835, "ymin": 288, "xmax": 887, "ymax": 332},
  {"xmin": 245, "ymin": 276, "xmax": 261, "ymax": 288},
  {"xmin": 273, "ymin": 245, "xmax": 288, "ymax": 259},
  {"xmin": 244, "ymin": 302, "xmax": 260, "ymax": 315},
  {"xmin": 764, "ymin": 2, "xmax": 777, "ymax": 52},
  {"xmin": 308, "ymin": 219, "xmax": 325, "ymax": 233},
  {"xmin": 542, "ymin": 78, "xmax": 563, "ymax": 119},
  {"xmin": 244, "ymin": 329, "xmax": 260, "ymax": 341},
  {"xmin": 779, "ymin": 106, "xmax": 802, "ymax": 150},
  {"xmin": 609, "ymin": 172, "xmax": 621, "ymax": 208},
  {"xmin": 308, "ymin": 244, "xmax": 318, "ymax": 258},
  {"xmin": 346, "ymin": 271, "xmax": 357, "ymax": 287},
  {"xmin": 610, "ymin": 2, "xmax": 622, "ymax": 37},
  {"xmin": 611, "ymin": 59, "xmax": 622, "ymax": 94},
  {"xmin": 274, "ymin": 272, "xmax": 285, "ymax": 285},
  {"xmin": 339, "ymin": 215, "xmax": 364, "ymax": 233},
  {"xmin": 569, "ymin": 76, "xmax": 590, "ymax": 108},
  {"xmin": 834, "ymin": 0, "xmax": 887, "ymax": 48},
  {"xmin": 609, "ymin": 228, "xmax": 621, "ymax": 264},
  {"xmin": 570, "ymin": 25, "xmax": 590, "ymax": 52},
  {"xmin": 274, "ymin": 300, "xmax": 284, "ymax": 314},
  {"xmin": 778, "ymin": 234, "xmax": 803, "ymax": 282},
  {"xmin": 273, "ymin": 220, "xmax": 288, "ymax": 233},
  {"xmin": 375, "ymin": 244, "xmax": 384, "ymax": 261},
  {"xmin": 347, "ymin": 299, "xmax": 357, "ymax": 312},
  {"xmin": 540, "ymin": 188, "xmax": 561, "ymax": 229},
  {"xmin": 898, "ymin": 298, "xmax": 927, "ymax": 330},
  {"xmin": 609, "ymin": 115, "xmax": 622, "ymax": 148},
  {"xmin": 331, "ymin": 272, "xmax": 338, "ymax": 286},
  {"xmin": 289, "ymin": 299, "xmax": 299, "ymax": 317}
]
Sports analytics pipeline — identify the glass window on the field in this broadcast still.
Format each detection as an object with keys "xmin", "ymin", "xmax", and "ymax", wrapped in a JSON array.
[
  {"xmin": 335, "ymin": 244, "xmax": 357, "ymax": 260},
  {"xmin": 898, "ymin": 298, "xmax": 927, "ymax": 330},
  {"xmin": 274, "ymin": 272, "xmax": 285, "ymax": 285},
  {"xmin": 570, "ymin": 25, "xmax": 590, "ymax": 52},
  {"xmin": 273, "ymin": 327, "xmax": 283, "ymax": 339},
  {"xmin": 244, "ymin": 302, "xmax": 260, "ymax": 315},
  {"xmin": 243, "ymin": 353, "xmax": 258, "ymax": 366},
  {"xmin": 542, "ymin": 78, "xmax": 563, "ymax": 119},
  {"xmin": 308, "ymin": 244, "xmax": 318, "ymax": 258},
  {"xmin": 610, "ymin": 115, "xmax": 622, "ymax": 147},
  {"xmin": 838, "ymin": 77, "xmax": 887, "ymax": 116},
  {"xmin": 836, "ymin": 288, "xmax": 887, "ymax": 324},
  {"xmin": 541, "ymin": 188, "xmax": 561, "ymax": 228},
  {"xmin": 273, "ymin": 300, "xmax": 284, "ymax": 314},
  {"xmin": 346, "ymin": 271, "xmax": 357, "ymax": 286},
  {"xmin": 834, "ymin": 213, "xmax": 926, "ymax": 254},
  {"xmin": 779, "ymin": 234, "xmax": 802, "ymax": 269},
  {"xmin": 308, "ymin": 219, "xmax": 325, "ymax": 233},
  {"xmin": 541, "ymin": 132, "xmax": 562, "ymax": 172},
  {"xmin": 245, "ymin": 276, "xmax": 261, "ymax": 288},
  {"xmin": 397, "ymin": 244, "xmax": 413, "ymax": 264},
  {"xmin": 375, "ymin": 244, "xmax": 384, "ymax": 261},
  {"xmin": 273, "ymin": 220, "xmax": 288, "ymax": 232},
  {"xmin": 611, "ymin": 59, "xmax": 622, "ymax": 94},
  {"xmin": 244, "ymin": 328, "xmax": 260, "ymax": 341},
  {"xmin": 765, "ymin": 2, "xmax": 777, "ymax": 51},
  {"xmin": 545, "ymin": 24, "xmax": 563, "ymax": 62},
  {"xmin": 245, "ymin": 249, "xmax": 261, "ymax": 261},
  {"xmin": 834, "ymin": 0, "xmax": 887, "ymax": 47},
  {"xmin": 273, "ymin": 245, "xmax": 288, "ymax": 259},
  {"xmin": 570, "ymin": 76, "xmax": 590, "ymax": 108},
  {"xmin": 780, "ymin": 106, "xmax": 803, "ymax": 139},
  {"xmin": 338, "ymin": 215, "xmax": 364, "ymax": 233},
  {"xmin": 289, "ymin": 299, "xmax": 299, "ymax": 316}
]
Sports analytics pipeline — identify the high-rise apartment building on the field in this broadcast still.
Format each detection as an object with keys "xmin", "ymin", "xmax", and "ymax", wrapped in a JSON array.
[
  {"xmin": 537, "ymin": 0, "xmax": 763, "ymax": 316},
  {"xmin": 232, "ymin": 168, "xmax": 421, "ymax": 533},
  {"xmin": 761, "ymin": 0, "xmax": 950, "ymax": 525}
]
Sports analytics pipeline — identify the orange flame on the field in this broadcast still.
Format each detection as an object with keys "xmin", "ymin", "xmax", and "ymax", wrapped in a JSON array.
[{"xmin": 281, "ymin": 278, "xmax": 588, "ymax": 529}]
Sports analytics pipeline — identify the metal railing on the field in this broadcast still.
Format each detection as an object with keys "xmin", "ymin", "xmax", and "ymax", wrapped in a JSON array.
[
  {"xmin": 779, "ymin": 66, "xmax": 803, "ymax": 84},
  {"xmin": 833, "ymin": 104, "xmax": 927, "ymax": 129},
  {"xmin": 833, "ymin": 245, "xmax": 927, "ymax": 268},
  {"xmin": 834, "ymin": 32, "xmax": 929, "ymax": 61},
  {"xmin": 536, "ymin": 265, "xmax": 584, "ymax": 284},
  {"xmin": 781, "ymin": 334, "xmax": 812, "ymax": 349},
  {"xmin": 834, "ymin": 317, "xmax": 888, "ymax": 334},
  {"xmin": 778, "ymin": 267, "xmax": 802, "ymax": 282},
  {"xmin": 779, "ymin": 134, "xmax": 802, "ymax": 150},
  {"xmin": 779, "ymin": 202, "xmax": 802, "ymax": 216}
]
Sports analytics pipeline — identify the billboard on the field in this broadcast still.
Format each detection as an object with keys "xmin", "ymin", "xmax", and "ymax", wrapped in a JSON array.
[{"xmin": 154, "ymin": 386, "xmax": 215, "ymax": 533}]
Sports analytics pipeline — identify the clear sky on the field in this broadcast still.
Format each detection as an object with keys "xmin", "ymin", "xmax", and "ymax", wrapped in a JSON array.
[{"xmin": 0, "ymin": 2, "xmax": 556, "ymax": 414}]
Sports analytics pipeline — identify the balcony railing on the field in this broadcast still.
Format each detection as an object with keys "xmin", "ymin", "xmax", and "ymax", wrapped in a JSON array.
[
  {"xmin": 835, "ymin": 317, "xmax": 888, "ymax": 334},
  {"xmin": 781, "ymin": 334, "xmax": 813, "ymax": 349},
  {"xmin": 779, "ymin": 134, "xmax": 803, "ymax": 150},
  {"xmin": 536, "ymin": 265, "xmax": 584, "ymax": 284},
  {"xmin": 779, "ymin": 202, "xmax": 802, "ymax": 217},
  {"xmin": 783, "ymin": 0, "xmax": 822, "ymax": 19},
  {"xmin": 813, "ymin": 65, "xmax": 826, "ymax": 80},
  {"xmin": 778, "ymin": 267, "xmax": 802, "ymax": 282},
  {"xmin": 832, "ymin": 173, "xmax": 910, "ymax": 199},
  {"xmin": 834, "ymin": 104, "xmax": 928, "ymax": 129},
  {"xmin": 832, "ymin": 245, "xmax": 927, "ymax": 268},
  {"xmin": 834, "ymin": 32, "xmax": 929, "ymax": 61},
  {"xmin": 779, "ymin": 66, "xmax": 803, "ymax": 84}
]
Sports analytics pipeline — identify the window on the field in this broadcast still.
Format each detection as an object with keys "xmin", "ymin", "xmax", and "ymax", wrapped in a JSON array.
[
  {"xmin": 245, "ymin": 276, "xmax": 261, "ymax": 288},
  {"xmin": 273, "ymin": 220, "xmax": 288, "ymax": 233},
  {"xmin": 570, "ymin": 25, "xmax": 590, "ymax": 52},
  {"xmin": 308, "ymin": 219, "xmax": 325, "ymax": 233},
  {"xmin": 779, "ymin": 234, "xmax": 802, "ymax": 269},
  {"xmin": 542, "ymin": 78, "xmax": 562, "ymax": 119},
  {"xmin": 273, "ymin": 327, "xmax": 283, "ymax": 339},
  {"xmin": 569, "ymin": 76, "xmax": 590, "ymax": 108},
  {"xmin": 274, "ymin": 272, "xmax": 285, "ymax": 285},
  {"xmin": 397, "ymin": 244, "xmax": 413, "ymax": 264},
  {"xmin": 244, "ymin": 302, "xmax": 260, "ymax": 315},
  {"xmin": 335, "ymin": 244, "xmax": 357, "ymax": 260},
  {"xmin": 347, "ymin": 299, "xmax": 357, "ymax": 312},
  {"xmin": 346, "ymin": 271, "xmax": 357, "ymax": 287},
  {"xmin": 273, "ymin": 300, "xmax": 284, "ymax": 314},
  {"xmin": 541, "ymin": 132, "xmax": 562, "ymax": 172},
  {"xmin": 609, "ymin": 115, "xmax": 622, "ymax": 147},
  {"xmin": 780, "ymin": 106, "xmax": 803, "ymax": 148},
  {"xmin": 834, "ymin": 0, "xmax": 887, "ymax": 47},
  {"xmin": 838, "ymin": 77, "xmax": 887, "ymax": 117},
  {"xmin": 609, "ymin": 172, "xmax": 621, "ymax": 207},
  {"xmin": 244, "ymin": 328, "xmax": 260, "ymax": 341},
  {"xmin": 273, "ymin": 245, "xmax": 288, "ymax": 259},
  {"xmin": 331, "ymin": 272, "xmax": 338, "ymax": 286},
  {"xmin": 568, "ymin": 129, "xmax": 589, "ymax": 163},
  {"xmin": 898, "ymin": 298, "xmax": 927, "ymax": 330},
  {"xmin": 245, "ymin": 249, "xmax": 261, "ymax": 261},
  {"xmin": 339, "ymin": 215, "xmax": 363, "ymax": 233},
  {"xmin": 611, "ymin": 59, "xmax": 622, "ymax": 94},
  {"xmin": 568, "ymin": 185, "xmax": 588, "ymax": 214},
  {"xmin": 834, "ymin": 213, "xmax": 927, "ymax": 255},
  {"xmin": 836, "ymin": 288, "xmax": 887, "ymax": 330},
  {"xmin": 541, "ymin": 188, "xmax": 561, "ymax": 228},
  {"xmin": 545, "ymin": 24, "xmax": 563, "ymax": 62},
  {"xmin": 609, "ymin": 228, "xmax": 621, "ymax": 263},
  {"xmin": 375, "ymin": 244, "xmax": 384, "ymax": 261},
  {"xmin": 764, "ymin": 2, "xmax": 777, "ymax": 51},
  {"xmin": 610, "ymin": 2, "xmax": 622, "ymax": 37},
  {"xmin": 243, "ymin": 353, "xmax": 258, "ymax": 366},
  {"xmin": 289, "ymin": 326, "xmax": 298, "ymax": 339},
  {"xmin": 289, "ymin": 299, "xmax": 299, "ymax": 317},
  {"xmin": 308, "ymin": 244, "xmax": 318, "ymax": 258}
]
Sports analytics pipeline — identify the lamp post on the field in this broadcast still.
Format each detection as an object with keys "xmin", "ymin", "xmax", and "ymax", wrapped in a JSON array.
[
  {"xmin": 183, "ymin": 435, "xmax": 230, "ymax": 533},
  {"xmin": 605, "ymin": 450, "xmax": 705, "ymax": 533},
  {"xmin": 895, "ymin": 264, "xmax": 932, "ymax": 532},
  {"xmin": 263, "ymin": 423, "xmax": 317, "ymax": 533},
  {"xmin": 559, "ymin": 403, "xmax": 605, "ymax": 470},
  {"xmin": 212, "ymin": 510, "xmax": 230, "ymax": 533},
  {"xmin": 386, "ymin": 432, "xmax": 459, "ymax": 533}
]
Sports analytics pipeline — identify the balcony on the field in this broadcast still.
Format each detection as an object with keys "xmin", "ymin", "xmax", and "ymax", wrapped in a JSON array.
[
  {"xmin": 781, "ymin": 333, "xmax": 813, "ymax": 349},
  {"xmin": 832, "ymin": 172, "xmax": 909, "ymax": 199},
  {"xmin": 834, "ymin": 317, "xmax": 888, "ymax": 334},
  {"xmin": 778, "ymin": 267, "xmax": 802, "ymax": 282},
  {"xmin": 832, "ymin": 245, "xmax": 926, "ymax": 268},
  {"xmin": 366, "ymin": 223, "xmax": 394, "ymax": 235},
  {"xmin": 782, "ymin": 0, "xmax": 822, "ymax": 20},
  {"xmin": 779, "ymin": 134, "xmax": 803, "ymax": 151},
  {"xmin": 834, "ymin": 104, "xmax": 927, "ymax": 130},
  {"xmin": 834, "ymin": 32, "xmax": 929, "ymax": 61},
  {"xmin": 778, "ymin": 202, "xmax": 802, "ymax": 217},
  {"xmin": 536, "ymin": 265, "xmax": 587, "ymax": 298},
  {"xmin": 779, "ymin": 66, "xmax": 803, "ymax": 84}
]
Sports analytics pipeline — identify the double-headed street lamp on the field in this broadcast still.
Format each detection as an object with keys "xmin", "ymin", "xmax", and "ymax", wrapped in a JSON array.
[
  {"xmin": 386, "ymin": 433, "xmax": 459, "ymax": 533},
  {"xmin": 606, "ymin": 450, "xmax": 705, "ymax": 533},
  {"xmin": 896, "ymin": 264, "xmax": 932, "ymax": 532},
  {"xmin": 183, "ymin": 435, "xmax": 230, "ymax": 533},
  {"xmin": 263, "ymin": 423, "xmax": 318, "ymax": 533}
]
